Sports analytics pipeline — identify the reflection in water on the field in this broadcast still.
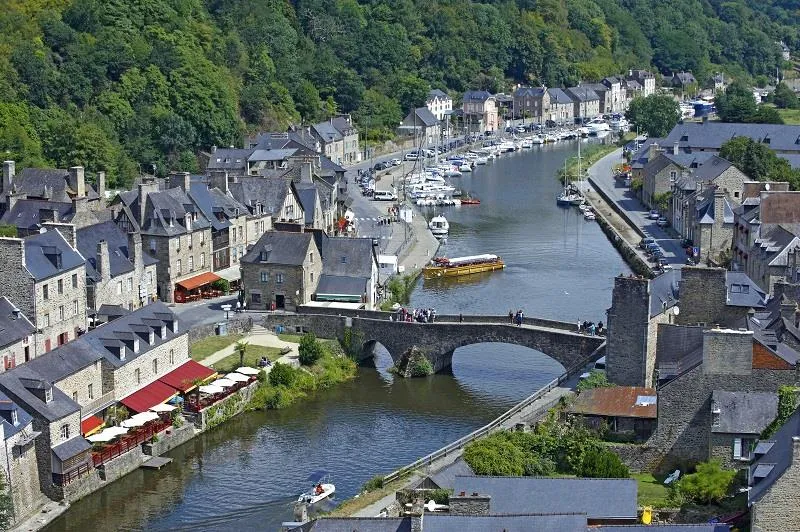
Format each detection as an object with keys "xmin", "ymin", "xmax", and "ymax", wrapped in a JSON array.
[{"xmin": 46, "ymin": 144, "xmax": 628, "ymax": 532}]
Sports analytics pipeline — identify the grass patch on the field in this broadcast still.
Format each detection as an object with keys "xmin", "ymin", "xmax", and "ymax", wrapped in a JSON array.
[
  {"xmin": 777, "ymin": 108, "xmax": 800, "ymax": 125},
  {"xmin": 277, "ymin": 333, "xmax": 303, "ymax": 344},
  {"xmin": 211, "ymin": 345, "xmax": 284, "ymax": 373},
  {"xmin": 190, "ymin": 334, "xmax": 244, "ymax": 361},
  {"xmin": 558, "ymin": 142, "xmax": 621, "ymax": 184},
  {"xmin": 633, "ymin": 473, "xmax": 672, "ymax": 508},
  {"xmin": 327, "ymin": 475, "xmax": 411, "ymax": 517}
]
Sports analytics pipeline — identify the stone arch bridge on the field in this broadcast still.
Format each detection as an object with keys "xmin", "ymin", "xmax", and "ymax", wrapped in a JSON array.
[{"xmin": 263, "ymin": 312, "xmax": 605, "ymax": 374}]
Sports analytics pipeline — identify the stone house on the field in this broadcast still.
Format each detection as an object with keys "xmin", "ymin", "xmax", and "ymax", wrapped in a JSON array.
[
  {"xmin": 331, "ymin": 116, "xmax": 360, "ymax": 166},
  {"xmin": 0, "ymin": 297, "xmax": 35, "ymax": 371},
  {"xmin": 76, "ymin": 221, "xmax": 158, "ymax": 315},
  {"xmin": 709, "ymin": 390, "xmax": 778, "ymax": 469},
  {"xmin": 318, "ymin": 235, "xmax": 380, "ymax": 309},
  {"xmin": 662, "ymin": 122, "xmax": 800, "ymax": 161},
  {"xmin": 203, "ymin": 147, "xmax": 253, "ymax": 178},
  {"xmin": 640, "ymin": 147, "xmax": 716, "ymax": 209},
  {"xmin": 512, "ymin": 87, "xmax": 549, "ymax": 123},
  {"xmin": 111, "ymin": 175, "xmax": 214, "ymax": 303},
  {"xmin": 0, "ymin": 162, "xmax": 106, "ymax": 217},
  {"xmin": 0, "ymin": 226, "xmax": 88, "ymax": 356},
  {"xmin": 670, "ymin": 71, "xmax": 697, "ymax": 94},
  {"xmin": 226, "ymin": 175, "xmax": 305, "ymax": 232},
  {"xmin": 602, "ymin": 76, "xmax": 627, "ymax": 112},
  {"xmin": 693, "ymin": 187, "xmax": 736, "ymax": 262},
  {"xmin": 582, "ymin": 83, "xmax": 612, "ymax": 115},
  {"xmin": 565, "ymin": 86, "xmax": 600, "ymax": 120},
  {"xmin": 568, "ymin": 386, "xmax": 657, "ymax": 441},
  {"xmin": 627, "ymin": 69, "xmax": 657, "ymax": 97},
  {"xmin": 545, "ymin": 88, "xmax": 575, "ymax": 125},
  {"xmin": 426, "ymin": 89, "xmax": 452, "ymax": 121},
  {"xmin": 462, "ymin": 91, "xmax": 498, "ymax": 133},
  {"xmin": 187, "ymin": 180, "xmax": 249, "ymax": 276},
  {"xmin": 309, "ymin": 117, "xmax": 359, "ymax": 166},
  {"xmin": 240, "ymin": 231, "xmax": 321, "ymax": 311},
  {"xmin": 748, "ymin": 407, "xmax": 800, "ymax": 532},
  {"xmin": 399, "ymin": 107, "xmax": 441, "ymax": 148},
  {"xmin": 0, "ymin": 391, "xmax": 45, "ymax": 526}
]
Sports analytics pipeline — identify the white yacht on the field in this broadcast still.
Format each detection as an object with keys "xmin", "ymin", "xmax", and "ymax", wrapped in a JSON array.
[
  {"xmin": 474, "ymin": 156, "xmax": 488, "ymax": 165},
  {"xmin": 429, "ymin": 214, "xmax": 450, "ymax": 237},
  {"xmin": 586, "ymin": 118, "xmax": 611, "ymax": 134},
  {"xmin": 460, "ymin": 162, "xmax": 473, "ymax": 172}
]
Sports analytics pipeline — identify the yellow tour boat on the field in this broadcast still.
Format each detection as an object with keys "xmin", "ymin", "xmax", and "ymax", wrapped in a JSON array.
[{"xmin": 422, "ymin": 254, "xmax": 505, "ymax": 279}]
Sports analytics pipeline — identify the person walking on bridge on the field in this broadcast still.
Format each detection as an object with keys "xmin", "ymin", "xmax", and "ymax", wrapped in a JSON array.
[{"xmin": 508, "ymin": 310, "xmax": 514, "ymax": 324}]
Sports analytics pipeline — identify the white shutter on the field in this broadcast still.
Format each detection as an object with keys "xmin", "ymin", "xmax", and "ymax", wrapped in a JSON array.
[{"xmin": 733, "ymin": 438, "xmax": 742, "ymax": 460}]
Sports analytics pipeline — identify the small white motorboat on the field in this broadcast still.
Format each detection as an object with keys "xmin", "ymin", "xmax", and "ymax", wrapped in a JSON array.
[
  {"xmin": 460, "ymin": 162, "xmax": 473, "ymax": 172},
  {"xmin": 584, "ymin": 210, "xmax": 596, "ymax": 221},
  {"xmin": 474, "ymin": 156, "xmax": 488, "ymax": 165},
  {"xmin": 298, "ymin": 471, "xmax": 336, "ymax": 504},
  {"xmin": 429, "ymin": 214, "xmax": 450, "ymax": 237}
]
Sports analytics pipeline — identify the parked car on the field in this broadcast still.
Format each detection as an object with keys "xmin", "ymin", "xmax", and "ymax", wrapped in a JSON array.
[
  {"xmin": 648, "ymin": 210, "xmax": 660, "ymax": 220},
  {"xmin": 390, "ymin": 158, "xmax": 401, "ymax": 166},
  {"xmin": 639, "ymin": 237, "xmax": 656, "ymax": 249},
  {"xmin": 404, "ymin": 153, "xmax": 418, "ymax": 161},
  {"xmin": 373, "ymin": 190, "xmax": 397, "ymax": 201},
  {"xmin": 658, "ymin": 258, "xmax": 672, "ymax": 270},
  {"xmin": 657, "ymin": 217, "xmax": 668, "ymax": 227}
]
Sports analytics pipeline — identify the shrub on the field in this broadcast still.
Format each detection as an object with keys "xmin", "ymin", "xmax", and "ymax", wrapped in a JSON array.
[
  {"xmin": 362, "ymin": 475, "xmax": 385, "ymax": 492},
  {"xmin": 210, "ymin": 279, "xmax": 230, "ymax": 292},
  {"xmin": 576, "ymin": 370, "xmax": 614, "ymax": 392},
  {"xmin": 463, "ymin": 434, "xmax": 526, "ymax": 476},
  {"xmin": 409, "ymin": 356, "xmax": 433, "ymax": 377},
  {"xmin": 676, "ymin": 460, "xmax": 736, "ymax": 504},
  {"xmin": 298, "ymin": 333, "xmax": 323, "ymax": 366},
  {"xmin": 523, "ymin": 455, "xmax": 556, "ymax": 476},
  {"xmin": 269, "ymin": 362, "xmax": 297, "ymax": 387},
  {"xmin": 577, "ymin": 448, "xmax": 629, "ymax": 478}
]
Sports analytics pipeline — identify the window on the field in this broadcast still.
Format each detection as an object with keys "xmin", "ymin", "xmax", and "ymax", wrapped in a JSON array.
[
  {"xmin": 310, "ymin": 252, "xmax": 314, "ymax": 264},
  {"xmin": 135, "ymin": 368, "xmax": 140, "ymax": 385},
  {"xmin": 73, "ymin": 300, "xmax": 78, "ymax": 316},
  {"xmin": 153, "ymin": 359, "xmax": 158, "ymax": 374},
  {"xmin": 42, "ymin": 313, "xmax": 50, "ymax": 328},
  {"xmin": 45, "ymin": 387, "xmax": 52, "ymax": 402},
  {"xmin": 260, "ymin": 272, "xmax": 269, "ymax": 283},
  {"xmin": 669, "ymin": 171, "xmax": 677, "ymax": 180},
  {"xmin": 128, "ymin": 278, "xmax": 133, "ymax": 292},
  {"xmin": 149, "ymin": 239, "xmax": 156, "ymax": 252},
  {"xmin": 341, "ymin": 256, "xmax": 347, "ymax": 264},
  {"xmin": 57, "ymin": 279, "xmax": 63, "ymax": 295},
  {"xmin": 200, "ymin": 253, "xmax": 205, "ymax": 268},
  {"xmin": 72, "ymin": 273, "xmax": 78, "ymax": 288},
  {"xmin": 176, "ymin": 259, "xmax": 182, "ymax": 275},
  {"xmin": 276, "ymin": 273, "xmax": 284, "ymax": 284},
  {"xmin": 188, "ymin": 256, "xmax": 194, "ymax": 272},
  {"xmin": 310, "ymin": 272, "xmax": 314, "ymax": 283},
  {"xmin": 60, "ymin": 424, "xmax": 70, "ymax": 440},
  {"xmin": 116, "ymin": 280, "xmax": 123, "ymax": 295},
  {"xmin": 148, "ymin": 271, "xmax": 154, "ymax": 285},
  {"xmin": 251, "ymin": 292, "xmax": 262, "ymax": 304},
  {"xmin": 176, "ymin": 237, "xmax": 181, "ymax": 251},
  {"xmin": 169, "ymin": 349, "xmax": 174, "ymax": 365},
  {"xmin": 58, "ymin": 306, "xmax": 64, "ymax": 321},
  {"xmin": 72, "ymin": 391, "xmax": 77, "ymax": 402},
  {"xmin": 88, "ymin": 383, "xmax": 93, "ymax": 400},
  {"xmin": 42, "ymin": 284, "xmax": 49, "ymax": 300}
]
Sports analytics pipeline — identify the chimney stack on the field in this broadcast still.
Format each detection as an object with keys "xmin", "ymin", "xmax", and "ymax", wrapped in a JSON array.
[
  {"xmin": 168, "ymin": 171, "xmax": 191, "ymax": 192},
  {"xmin": 301, "ymin": 161, "xmax": 313, "ymax": 183},
  {"xmin": 97, "ymin": 171, "xmax": 106, "ymax": 201},
  {"xmin": 2, "ymin": 161, "xmax": 15, "ymax": 195},
  {"xmin": 41, "ymin": 222, "xmax": 77, "ymax": 250},
  {"xmin": 137, "ymin": 182, "xmax": 158, "ymax": 226},
  {"xmin": 69, "ymin": 166, "xmax": 86, "ymax": 198},
  {"xmin": 209, "ymin": 170, "xmax": 230, "ymax": 193},
  {"xmin": 128, "ymin": 232, "xmax": 143, "ymax": 270},
  {"xmin": 39, "ymin": 208, "xmax": 59, "ymax": 223},
  {"xmin": 96, "ymin": 240, "xmax": 110, "ymax": 281}
]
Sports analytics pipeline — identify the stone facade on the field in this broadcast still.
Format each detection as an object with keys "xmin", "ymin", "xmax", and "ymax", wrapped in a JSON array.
[
  {"xmin": 751, "ymin": 438, "xmax": 800, "ymax": 532},
  {"xmin": 88, "ymin": 233, "xmax": 158, "ymax": 312},
  {"xmin": 0, "ymin": 423, "xmax": 46, "ymax": 525},
  {"xmin": 709, "ymin": 432, "xmax": 756, "ymax": 470},
  {"xmin": 0, "ymin": 332, "xmax": 33, "ymax": 371},
  {"xmin": 642, "ymin": 159, "xmax": 680, "ymax": 210},
  {"xmin": 606, "ymin": 276, "xmax": 653, "ymax": 387},
  {"xmin": 146, "ymin": 227, "xmax": 213, "ymax": 303},
  {"xmin": 111, "ymin": 332, "xmax": 189, "ymax": 403},
  {"xmin": 448, "ymin": 494, "xmax": 491, "ymax": 515}
]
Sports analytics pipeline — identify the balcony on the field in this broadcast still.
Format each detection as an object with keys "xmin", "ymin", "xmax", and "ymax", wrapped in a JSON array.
[{"xmin": 91, "ymin": 418, "xmax": 172, "ymax": 467}]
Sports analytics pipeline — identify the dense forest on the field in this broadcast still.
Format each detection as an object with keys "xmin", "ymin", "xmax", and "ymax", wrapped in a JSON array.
[{"xmin": 0, "ymin": 0, "xmax": 798, "ymax": 186}]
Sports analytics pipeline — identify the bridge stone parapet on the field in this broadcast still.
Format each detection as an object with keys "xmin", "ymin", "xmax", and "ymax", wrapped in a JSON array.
[{"xmin": 264, "ymin": 312, "xmax": 604, "ymax": 375}]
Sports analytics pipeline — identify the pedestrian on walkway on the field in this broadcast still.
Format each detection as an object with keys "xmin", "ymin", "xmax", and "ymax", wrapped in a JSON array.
[
  {"xmin": 459, "ymin": 313, "xmax": 463, "ymax": 323},
  {"xmin": 508, "ymin": 310, "xmax": 514, "ymax": 324},
  {"xmin": 577, "ymin": 320, "xmax": 581, "ymax": 332}
]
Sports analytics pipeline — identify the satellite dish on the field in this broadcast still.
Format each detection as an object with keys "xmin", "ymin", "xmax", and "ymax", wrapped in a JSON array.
[
  {"xmin": 765, "ymin": 183, "xmax": 771, "ymax": 191},
  {"xmin": 673, "ymin": 306, "xmax": 680, "ymax": 316}
]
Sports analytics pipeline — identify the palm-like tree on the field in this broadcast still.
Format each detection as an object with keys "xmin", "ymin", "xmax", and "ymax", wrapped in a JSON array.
[{"xmin": 235, "ymin": 340, "xmax": 250, "ymax": 368}]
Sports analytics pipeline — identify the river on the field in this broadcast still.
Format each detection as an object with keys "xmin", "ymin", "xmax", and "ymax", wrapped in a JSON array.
[{"xmin": 45, "ymin": 141, "xmax": 630, "ymax": 532}]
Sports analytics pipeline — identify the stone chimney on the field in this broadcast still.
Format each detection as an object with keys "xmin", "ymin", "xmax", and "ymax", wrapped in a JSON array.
[
  {"xmin": 301, "ymin": 161, "xmax": 313, "ymax": 183},
  {"xmin": 128, "ymin": 232, "xmax": 143, "ymax": 270},
  {"xmin": 41, "ymin": 222, "xmax": 77, "ymax": 250},
  {"xmin": 648, "ymin": 142, "xmax": 662, "ymax": 162},
  {"xmin": 211, "ymin": 145, "xmax": 217, "ymax": 153},
  {"xmin": 673, "ymin": 141, "xmax": 680, "ymax": 155},
  {"xmin": 137, "ymin": 180, "xmax": 158, "ymax": 226},
  {"xmin": 713, "ymin": 188, "xmax": 725, "ymax": 226},
  {"xmin": 96, "ymin": 240, "xmax": 110, "ymax": 281},
  {"xmin": 702, "ymin": 328, "xmax": 753, "ymax": 375},
  {"xmin": 448, "ymin": 493, "xmax": 491, "ymax": 515},
  {"xmin": 168, "ymin": 171, "xmax": 191, "ymax": 192},
  {"xmin": 209, "ymin": 170, "xmax": 230, "ymax": 193},
  {"xmin": 39, "ymin": 208, "xmax": 59, "ymax": 224},
  {"xmin": 69, "ymin": 166, "xmax": 86, "ymax": 198},
  {"xmin": 96, "ymin": 171, "xmax": 106, "ymax": 200},
  {"xmin": 2, "ymin": 161, "xmax": 14, "ymax": 195},
  {"xmin": 780, "ymin": 300, "xmax": 797, "ymax": 322}
]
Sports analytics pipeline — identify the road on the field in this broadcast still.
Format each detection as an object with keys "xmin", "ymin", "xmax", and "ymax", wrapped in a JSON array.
[{"xmin": 588, "ymin": 149, "xmax": 689, "ymax": 268}]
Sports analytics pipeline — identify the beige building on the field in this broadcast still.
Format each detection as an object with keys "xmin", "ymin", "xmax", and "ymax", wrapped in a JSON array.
[{"xmin": 462, "ymin": 91, "xmax": 499, "ymax": 133}]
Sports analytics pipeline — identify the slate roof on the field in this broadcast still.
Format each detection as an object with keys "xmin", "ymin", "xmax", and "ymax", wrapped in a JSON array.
[
  {"xmin": 726, "ymin": 271, "xmax": 767, "ymax": 307},
  {"xmin": 463, "ymin": 90, "xmax": 494, "ymax": 102},
  {"xmin": 424, "ymin": 513, "xmax": 589, "ymax": 532},
  {"xmin": 0, "ymin": 390, "xmax": 34, "ymax": 439},
  {"xmin": 656, "ymin": 325, "xmax": 704, "ymax": 381},
  {"xmin": 428, "ymin": 89, "xmax": 449, "ymax": 100},
  {"xmin": 24, "ymin": 229, "xmax": 85, "ymax": 281},
  {"xmin": 241, "ymin": 231, "xmax": 314, "ymax": 266},
  {"xmin": 249, "ymin": 148, "xmax": 298, "ymax": 162},
  {"xmin": 316, "ymin": 275, "xmax": 367, "ymax": 297},
  {"xmin": 565, "ymin": 87, "xmax": 600, "ymax": 102},
  {"xmin": 294, "ymin": 185, "xmax": 319, "ymax": 225},
  {"xmin": 0, "ymin": 199, "xmax": 74, "ymax": 231},
  {"xmin": 322, "ymin": 237, "xmax": 375, "ymax": 278},
  {"xmin": 0, "ymin": 370, "xmax": 79, "ymax": 422},
  {"xmin": 116, "ymin": 186, "xmax": 211, "ymax": 237},
  {"xmin": 205, "ymin": 148, "xmax": 252, "ymax": 172},
  {"xmin": 188, "ymin": 182, "xmax": 246, "ymax": 232},
  {"xmin": 630, "ymin": 138, "xmax": 662, "ymax": 169},
  {"xmin": 312, "ymin": 122, "xmax": 343, "ymax": 144},
  {"xmin": 648, "ymin": 269, "xmax": 680, "ymax": 317},
  {"xmin": 695, "ymin": 194, "xmax": 735, "ymax": 225},
  {"xmin": 296, "ymin": 517, "xmax": 412, "ymax": 532},
  {"xmin": 15, "ymin": 168, "xmax": 99, "ymax": 202},
  {"xmin": 662, "ymin": 122, "xmax": 800, "ymax": 154},
  {"xmin": 227, "ymin": 176, "xmax": 299, "ymax": 217},
  {"xmin": 425, "ymin": 458, "xmax": 474, "ymax": 490},
  {"xmin": 513, "ymin": 87, "xmax": 547, "ymax": 98},
  {"xmin": 673, "ymin": 72, "xmax": 697, "ymax": 85},
  {"xmin": 52, "ymin": 436, "xmax": 91, "ymax": 461},
  {"xmin": 412, "ymin": 107, "xmax": 439, "ymax": 127},
  {"xmin": 625, "ymin": 79, "xmax": 643, "ymax": 90},
  {"xmin": 451, "ymin": 476, "xmax": 638, "ymax": 519},
  {"xmin": 0, "ymin": 297, "xmax": 35, "ymax": 349},
  {"xmin": 331, "ymin": 116, "xmax": 357, "ymax": 136},
  {"xmin": 77, "ymin": 220, "xmax": 157, "ymax": 282},
  {"xmin": 711, "ymin": 391, "xmax": 778, "ymax": 434},
  {"xmin": 690, "ymin": 155, "xmax": 735, "ymax": 181},
  {"xmin": 748, "ymin": 407, "xmax": 800, "ymax": 504},
  {"xmin": 569, "ymin": 387, "xmax": 657, "ymax": 419},
  {"xmin": 547, "ymin": 88, "xmax": 573, "ymax": 105}
]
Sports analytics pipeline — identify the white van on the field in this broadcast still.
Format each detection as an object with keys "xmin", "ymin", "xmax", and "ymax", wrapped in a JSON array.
[{"xmin": 373, "ymin": 191, "xmax": 397, "ymax": 201}]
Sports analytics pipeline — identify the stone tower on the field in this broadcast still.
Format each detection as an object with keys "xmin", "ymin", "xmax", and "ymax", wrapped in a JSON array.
[{"xmin": 606, "ymin": 275, "xmax": 652, "ymax": 387}]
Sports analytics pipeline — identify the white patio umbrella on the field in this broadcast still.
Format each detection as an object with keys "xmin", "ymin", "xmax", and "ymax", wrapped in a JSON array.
[
  {"xmin": 87, "ymin": 431, "xmax": 116, "ymax": 443},
  {"xmin": 235, "ymin": 367, "xmax": 260, "ymax": 376},
  {"xmin": 149, "ymin": 403, "xmax": 177, "ymax": 413},
  {"xmin": 131, "ymin": 411, "xmax": 160, "ymax": 423},
  {"xmin": 225, "ymin": 373, "xmax": 249, "ymax": 382},
  {"xmin": 199, "ymin": 384, "xmax": 224, "ymax": 395},
  {"xmin": 213, "ymin": 378, "xmax": 236, "ymax": 388},
  {"xmin": 120, "ymin": 417, "xmax": 147, "ymax": 428},
  {"xmin": 103, "ymin": 426, "xmax": 129, "ymax": 437}
]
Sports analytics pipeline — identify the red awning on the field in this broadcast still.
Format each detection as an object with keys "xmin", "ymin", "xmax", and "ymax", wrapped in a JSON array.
[
  {"xmin": 159, "ymin": 360, "xmax": 217, "ymax": 393},
  {"xmin": 176, "ymin": 272, "xmax": 221, "ymax": 291},
  {"xmin": 81, "ymin": 415, "xmax": 104, "ymax": 436},
  {"xmin": 120, "ymin": 380, "xmax": 179, "ymax": 413}
]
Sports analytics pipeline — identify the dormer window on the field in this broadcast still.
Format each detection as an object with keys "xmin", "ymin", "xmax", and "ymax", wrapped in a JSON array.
[
  {"xmin": 45, "ymin": 387, "xmax": 52, "ymax": 403},
  {"xmin": 119, "ymin": 345, "xmax": 125, "ymax": 360},
  {"xmin": 11, "ymin": 409, "xmax": 18, "ymax": 426},
  {"xmin": 148, "ymin": 330, "xmax": 155, "ymax": 345},
  {"xmin": 161, "ymin": 325, "xmax": 167, "ymax": 339}
]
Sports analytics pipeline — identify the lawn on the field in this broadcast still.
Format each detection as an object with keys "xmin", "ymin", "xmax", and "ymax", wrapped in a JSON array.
[
  {"xmin": 277, "ymin": 333, "xmax": 303, "ymax": 344},
  {"xmin": 190, "ymin": 334, "xmax": 244, "ymax": 361},
  {"xmin": 633, "ymin": 472, "xmax": 672, "ymax": 508},
  {"xmin": 777, "ymin": 108, "xmax": 800, "ymax": 125},
  {"xmin": 211, "ymin": 344, "xmax": 285, "ymax": 373}
]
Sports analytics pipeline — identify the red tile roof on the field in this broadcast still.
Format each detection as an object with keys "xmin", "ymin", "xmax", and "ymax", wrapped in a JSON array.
[{"xmin": 568, "ymin": 386, "xmax": 657, "ymax": 419}]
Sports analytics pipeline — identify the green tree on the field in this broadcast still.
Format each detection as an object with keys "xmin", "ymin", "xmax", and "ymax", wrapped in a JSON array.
[
  {"xmin": 676, "ymin": 460, "xmax": 736, "ymax": 504},
  {"xmin": 772, "ymin": 82, "xmax": 799, "ymax": 110},
  {"xmin": 715, "ymin": 80, "xmax": 757, "ymax": 122},
  {"xmin": 269, "ymin": 362, "xmax": 297, "ymax": 387},
  {"xmin": 464, "ymin": 434, "xmax": 526, "ymax": 476},
  {"xmin": 235, "ymin": 341, "xmax": 249, "ymax": 368},
  {"xmin": 625, "ymin": 95, "xmax": 680, "ymax": 137},
  {"xmin": 298, "ymin": 333, "xmax": 323, "ymax": 366},
  {"xmin": 720, "ymin": 136, "xmax": 800, "ymax": 186},
  {"xmin": 751, "ymin": 105, "xmax": 784, "ymax": 124},
  {"xmin": 577, "ymin": 448, "xmax": 629, "ymax": 478}
]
